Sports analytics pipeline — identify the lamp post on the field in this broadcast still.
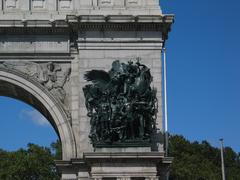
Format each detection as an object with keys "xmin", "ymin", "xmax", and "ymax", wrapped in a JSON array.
[
  {"xmin": 163, "ymin": 48, "xmax": 170, "ymax": 180},
  {"xmin": 219, "ymin": 138, "xmax": 226, "ymax": 180},
  {"xmin": 163, "ymin": 47, "xmax": 168, "ymax": 156}
]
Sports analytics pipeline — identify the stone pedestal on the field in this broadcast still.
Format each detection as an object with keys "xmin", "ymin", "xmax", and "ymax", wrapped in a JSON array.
[
  {"xmin": 56, "ymin": 150, "xmax": 173, "ymax": 180},
  {"xmin": 85, "ymin": 152, "xmax": 161, "ymax": 179}
]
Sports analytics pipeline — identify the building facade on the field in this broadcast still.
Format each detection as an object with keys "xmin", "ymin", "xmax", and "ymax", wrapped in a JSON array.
[{"xmin": 0, "ymin": 0, "xmax": 173, "ymax": 179}]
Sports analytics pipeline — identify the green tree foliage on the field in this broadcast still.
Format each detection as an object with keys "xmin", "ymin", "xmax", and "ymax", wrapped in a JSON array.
[
  {"xmin": 1, "ymin": 136, "xmax": 239, "ymax": 179},
  {"xmin": 0, "ymin": 143, "xmax": 60, "ymax": 180},
  {"xmin": 169, "ymin": 135, "xmax": 240, "ymax": 180},
  {"xmin": 51, "ymin": 140, "xmax": 62, "ymax": 160}
]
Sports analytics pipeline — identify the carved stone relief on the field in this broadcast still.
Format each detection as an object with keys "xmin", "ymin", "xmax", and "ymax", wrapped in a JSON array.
[
  {"xmin": 99, "ymin": 0, "xmax": 113, "ymax": 6},
  {"xmin": 126, "ymin": 0, "xmax": 141, "ymax": 6},
  {"xmin": 59, "ymin": 0, "xmax": 72, "ymax": 10},
  {"xmin": 0, "ymin": 61, "xmax": 71, "ymax": 104},
  {"xmin": 32, "ymin": 0, "xmax": 45, "ymax": 9},
  {"xmin": 5, "ymin": 0, "xmax": 18, "ymax": 9}
]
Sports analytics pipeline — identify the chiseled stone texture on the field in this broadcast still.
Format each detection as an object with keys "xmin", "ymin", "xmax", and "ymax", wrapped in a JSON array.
[
  {"xmin": 75, "ymin": 27, "xmax": 164, "ymax": 156},
  {"xmin": 0, "ymin": 67, "xmax": 76, "ymax": 160},
  {"xmin": 0, "ymin": 0, "xmax": 174, "ymax": 178},
  {"xmin": 0, "ymin": 0, "xmax": 162, "ymax": 19}
]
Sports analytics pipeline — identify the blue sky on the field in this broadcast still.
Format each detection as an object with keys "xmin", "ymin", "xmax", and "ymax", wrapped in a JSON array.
[
  {"xmin": 161, "ymin": 0, "xmax": 240, "ymax": 152},
  {"xmin": 0, "ymin": 0, "xmax": 240, "ymax": 153},
  {"xmin": 0, "ymin": 97, "xmax": 57, "ymax": 150}
]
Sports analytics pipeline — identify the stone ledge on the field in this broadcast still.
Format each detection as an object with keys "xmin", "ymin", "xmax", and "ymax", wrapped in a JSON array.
[
  {"xmin": 56, "ymin": 152, "xmax": 171, "ymax": 166},
  {"xmin": 0, "ymin": 15, "xmax": 174, "ymax": 27},
  {"xmin": 83, "ymin": 152, "xmax": 165, "ymax": 160},
  {"xmin": 0, "ymin": 55, "xmax": 74, "ymax": 60},
  {"xmin": 95, "ymin": 147, "xmax": 151, "ymax": 153},
  {"xmin": 55, "ymin": 154, "xmax": 173, "ymax": 179},
  {"xmin": 68, "ymin": 14, "xmax": 174, "ymax": 24}
]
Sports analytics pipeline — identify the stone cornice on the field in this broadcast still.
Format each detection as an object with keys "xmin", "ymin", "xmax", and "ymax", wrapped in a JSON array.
[
  {"xmin": 83, "ymin": 152, "xmax": 165, "ymax": 159},
  {"xmin": 77, "ymin": 23, "xmax": 166, "ymax": 32},
  {"xmin": 0, "ymin": 14, "xmax": 174, "ymax": 28},
  {"xmin": 0, "ymin": 14, "xmax": 174, "ymax": 42},
  {"xmin": 0, "ymin": 26, "xmax": 70, "ymax": 34},
  {"xmin": 82, "ymin": 152, "xmax": 171, "ymax": 165},
  {"xmin": 55, "ymin": 152, "xmax": 173, "ymax": 175},
  {"xmin": 0, "ymin": 55, "xmax": 73, "ymax": 60},
  {"xmin": 77, "ymin": 42, "xmax": 164, "ymax": 50},
  {"xmin": 71, "ymin": 14, "xmax": 174, "ymax": 23},
  {"xmin": 0, "ymin": 20, "xmax": 68, "ymax": 28}
]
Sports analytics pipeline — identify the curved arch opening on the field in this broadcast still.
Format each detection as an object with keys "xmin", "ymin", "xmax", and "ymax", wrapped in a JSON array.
[
  {"xmin": 0, "ymin": 69, "xmax": 76, "ymax": 160},
  {"xmin": 0, "ymin": 96, "xmax": 59, "ymax": 151},
  {"xmin": 0, "ymin": 80, "xmax": 60, "ymax": 139}
]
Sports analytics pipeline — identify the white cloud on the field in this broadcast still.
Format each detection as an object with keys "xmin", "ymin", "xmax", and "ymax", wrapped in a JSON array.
[{"xmin": 20, "ymin": 109, "xmax": 50, "ymax": 126}]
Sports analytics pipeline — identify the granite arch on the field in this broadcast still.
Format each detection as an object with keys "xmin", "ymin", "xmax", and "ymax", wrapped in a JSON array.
[{"xmin": 0, "ymin": 67, "xmax": 76, "ymax": 160}]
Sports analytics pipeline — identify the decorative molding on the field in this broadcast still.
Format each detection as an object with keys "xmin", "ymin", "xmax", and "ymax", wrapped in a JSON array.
[
  {"xmin": 0, "ymin": 61, "xmax": 71, "ymax": 109},
  {"xmin": 0, "ymin": 15, "xmax": 174, "ymax": 29},
  {"xmin": 0, "ymin": 56, "xmax": 74, "ymax": 60},
  {"xmin": 77, "ymin": 23, "xmax": 163, "ymax": 31},
  {"xmin": 126, "ymin": 0, "xmax": 141, "ymax": 6},
  {"xmin": 73, "ymin": 14, "xmax": 175, "ymax": 23},
  {"xmin": 0, "ymin": 65, "xmax": 71, "ymax": 119},
  {"xmin": 83, "ymin": 152, "xmax": 165, "ymax": 160},
  {"xmin": 77, "ymin": 42, "xmax": 163, "ymax": 50},
  {"xmin": 98, "ymin": 0, "xmax": 113, "ymax": 6},
  {"xmin": 0, "ymin": 35, "xmax": 70, "ymax": 54},
  {"xmin": 59, "ymin": 0, "xmax": 72, "ymax": 10},
  {"xmin": 0, "ymin": 26, "xmax": 69, "ymax": 34},
  {"xmin": 0, "ymin": 0, "xmax": 162, "ymax": 14},
  {"xmin": 32, "ymin": 0, "xmax": 45, "ymax": 9},
  {"xmin": 5, "ymin": 0, "xmax": 18, "ymax": 9}
]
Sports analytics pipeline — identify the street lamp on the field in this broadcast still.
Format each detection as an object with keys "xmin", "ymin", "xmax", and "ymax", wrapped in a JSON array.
[{"xmin": 219, "ymin": 138, "xmax": 226, "ymax": 180}]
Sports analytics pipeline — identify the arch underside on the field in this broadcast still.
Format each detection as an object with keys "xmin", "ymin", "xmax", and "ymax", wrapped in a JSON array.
[
  {"xmin": 0, "ymin": 68, "xmax": 76, "ymax": 160},
  {"xmin": 0, "ymin": 79, "xmax": 59, "ymax": 136}
]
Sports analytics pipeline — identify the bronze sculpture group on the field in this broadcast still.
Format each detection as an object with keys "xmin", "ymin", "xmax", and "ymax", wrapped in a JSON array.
[{"xmin": 83, "ymin": 60, "xmax": 158, "ymax": 146}]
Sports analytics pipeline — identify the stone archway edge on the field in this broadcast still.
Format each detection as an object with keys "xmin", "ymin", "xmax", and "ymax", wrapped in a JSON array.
[{"xmin": 0, "ymin": 67, "xmax": 77, "ymax": 160}]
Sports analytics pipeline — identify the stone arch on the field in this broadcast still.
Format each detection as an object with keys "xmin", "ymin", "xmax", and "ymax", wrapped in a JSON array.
[{"xmin": 0, "ymin": 67, "xmax": 76, "ymax": 160}]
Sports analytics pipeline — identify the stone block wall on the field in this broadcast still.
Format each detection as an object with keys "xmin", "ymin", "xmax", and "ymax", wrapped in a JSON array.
[
  {"xmin": 0, "ymin": 0, "xmax": 161, "ymax": 17},
  {"xmin": 0, "ymin": 0, "xmax": 174, "ymax": 177},
  {"xmin": 69, "ymin": 28, "xmax": 164, "ymax": 157}
]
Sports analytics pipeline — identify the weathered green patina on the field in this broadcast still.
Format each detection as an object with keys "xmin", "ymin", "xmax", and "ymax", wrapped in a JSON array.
[{"xmin": 83, "ymin": 59, "xmax": 158, "ymax": 147}]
